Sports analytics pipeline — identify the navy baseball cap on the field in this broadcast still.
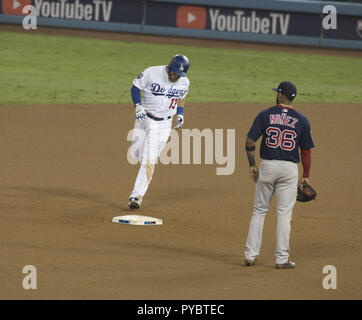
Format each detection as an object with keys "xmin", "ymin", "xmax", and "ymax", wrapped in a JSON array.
[{"xmin": 272, "ymin": 81, "xmax": 297, "ymax": 101}]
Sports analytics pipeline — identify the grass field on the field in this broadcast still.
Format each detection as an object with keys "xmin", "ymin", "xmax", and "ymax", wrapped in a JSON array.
[{"xmin": 1, "ymin": 31, "xmax": 362, "ymax": 105}]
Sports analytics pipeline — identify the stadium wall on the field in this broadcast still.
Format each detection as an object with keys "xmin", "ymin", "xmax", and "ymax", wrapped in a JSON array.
[{"xmin": 0, "ymin": 0, "xmax": 361, "ymax": 49}]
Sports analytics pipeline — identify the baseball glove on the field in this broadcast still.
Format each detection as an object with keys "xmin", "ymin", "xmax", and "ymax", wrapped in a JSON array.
[{"xmin": 297, "ymin": 182, "xmax": 317, "ymax": 202}]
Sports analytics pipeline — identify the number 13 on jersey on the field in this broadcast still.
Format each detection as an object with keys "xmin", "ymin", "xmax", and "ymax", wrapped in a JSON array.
[{"xmin": 169, "ymin": 98, "xmax": 178, "ymax": 109}]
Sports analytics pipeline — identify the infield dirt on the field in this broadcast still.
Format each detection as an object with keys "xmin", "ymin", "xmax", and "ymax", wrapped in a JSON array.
[
  {"xmin": 0, "ymin": 101, "xmax": 361, "ymax": 299},
  {"xmin": 0, "ymin": 25, "xmax": 361, "ymax": 299}
]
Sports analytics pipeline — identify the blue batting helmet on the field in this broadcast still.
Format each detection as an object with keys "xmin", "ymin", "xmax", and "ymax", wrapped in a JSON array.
[{"xmin": 168, "ymin": 54, "xmax": 190, "ymax": 77}]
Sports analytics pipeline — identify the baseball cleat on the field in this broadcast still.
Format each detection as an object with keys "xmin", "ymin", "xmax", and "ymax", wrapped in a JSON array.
[
  {"xmin": 128, "ymin": 197, "xmax": 141, "ymax": 210},
  {"xmin": 244, "ymin": 258, "xmax": 257, "ymax": 266},
  {"xmin": 275, "ymin": 261, "xmax": 296, "ymax": 269}
]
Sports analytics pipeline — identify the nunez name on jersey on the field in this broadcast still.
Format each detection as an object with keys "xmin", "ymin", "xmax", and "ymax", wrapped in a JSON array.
[
  {"xmin": 133, "ymin": 66, "xmax": 190, "ymax": 118},
  {"xmin": 248, "ymin": 105, "xmax": 314, "ymax": 163},
  {"xmin": 269, "ymin": 113, "xmax": 298, "ymax": 129}
]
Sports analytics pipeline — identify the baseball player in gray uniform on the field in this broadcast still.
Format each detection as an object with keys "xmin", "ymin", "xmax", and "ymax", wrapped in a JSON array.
[{"xmin": 243, "ymin": 81, "xmax": 314, "ymax": 269}]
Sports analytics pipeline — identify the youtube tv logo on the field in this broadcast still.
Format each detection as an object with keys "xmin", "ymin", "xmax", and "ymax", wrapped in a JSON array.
[
  {"xmin": 2, "ymin": 0, "xmax": 31, "ymax": 15},
  {"xmin": 176, "ymin": 6, "xmax": 207, "ymax": 29}
]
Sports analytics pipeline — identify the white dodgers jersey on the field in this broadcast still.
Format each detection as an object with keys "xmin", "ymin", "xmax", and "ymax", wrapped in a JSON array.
[{"xmin": 132, "ymin": 66, "xmax": 190, "ymax": 118}]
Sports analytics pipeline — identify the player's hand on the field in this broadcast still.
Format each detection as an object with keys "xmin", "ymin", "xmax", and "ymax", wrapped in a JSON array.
[
  {"xmin": 174, "ymin": 114, "xmax": 184, "ymax": 129},
  {"xmin": 135, "ymin": 103, "xmax": 147, "ymax": 120},
  {"xmin": 249, "ymin": 166, "xmax": 259, "ymax": 183},
  {"xmin": 300, "ymin": 177, "xmax": 310, "ymax": 185}
]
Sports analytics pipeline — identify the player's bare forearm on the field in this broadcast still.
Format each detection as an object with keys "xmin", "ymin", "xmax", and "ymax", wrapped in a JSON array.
[
  {"xmin": 246, "ymin": 151, "xmax": 256, "ymax": 168},
  {"xmin": 245, "ymin": 136, "xmax": 258, "ymax": 182},
  {"xmin": 245, "ymin": 137, "xmax": 256, "ymax": 167},
  {"xmin": 178, "ymin": 98, "xmax": 186, "ymax": 108}
]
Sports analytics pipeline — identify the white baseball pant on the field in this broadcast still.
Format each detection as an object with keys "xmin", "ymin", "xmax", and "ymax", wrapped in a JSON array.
[
  {"xmin": 129, "ymin": 117, "xmax": 172, "ymax": 200},
  {"xmin": 244, "ymin": 159, "xmax": 298, "ymax": 264}
]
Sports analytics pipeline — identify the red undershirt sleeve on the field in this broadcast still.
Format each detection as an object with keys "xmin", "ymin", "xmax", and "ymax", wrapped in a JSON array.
[{"xmin": 301, "ymin": 149, "xmax": 312, "ymax": 178}]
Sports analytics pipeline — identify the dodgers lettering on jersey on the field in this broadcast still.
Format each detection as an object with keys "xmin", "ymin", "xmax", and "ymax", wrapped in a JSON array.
[
  {"xmin": 132, "ymin": 66, "xmax": 190, "ymax": 118},
  {"xmin": 247, "ymin": 105, "xmax": 314, "ymax": 163}
]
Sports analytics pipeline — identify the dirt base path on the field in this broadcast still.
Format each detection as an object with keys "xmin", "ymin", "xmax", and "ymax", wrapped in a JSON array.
[{"xmin": 0, "ymin": 102, "xmax": 361, "ymax": 299}]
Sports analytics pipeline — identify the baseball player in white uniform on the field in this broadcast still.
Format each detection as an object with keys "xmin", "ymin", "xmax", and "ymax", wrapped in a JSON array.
[{"xmin": 128, "ymin": 54, "xmax": 190, "ymax": 210}]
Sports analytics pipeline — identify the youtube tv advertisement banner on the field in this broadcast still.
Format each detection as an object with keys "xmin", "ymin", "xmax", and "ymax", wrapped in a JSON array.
[
  {"xmin": 0, "ymin": 0, "xmax": 361, "ymax": 41},
  {"xmin": 146, "ymin": 1, "xmax": 362, "ymax": 41},
  {"xmin": 0, "ymin": 0, "xmax": 142, "ymax": 23}
]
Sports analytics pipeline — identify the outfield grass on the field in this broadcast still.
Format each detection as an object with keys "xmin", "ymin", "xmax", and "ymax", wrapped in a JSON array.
[{"xmin": 1, "ymin": 31, "xmax": 361, "ymax": 105}]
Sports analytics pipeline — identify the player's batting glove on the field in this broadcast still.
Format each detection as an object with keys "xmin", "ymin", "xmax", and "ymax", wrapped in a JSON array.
[
  {"xmin": 135, "ymin": 103, "xmax": 147, "ymax": 120},
  {"xmin": 174, "ymin": 114, "xmax": 184, "ymax": 129}
]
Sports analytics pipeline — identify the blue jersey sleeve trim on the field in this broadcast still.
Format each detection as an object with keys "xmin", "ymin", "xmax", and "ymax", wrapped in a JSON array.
[
  {"xmin": 247, "ymin": 133, "xmax": 259, "ymax": 142},
  {"xmin": 247, "ymin": 111, "xmax": 264, "ymax": 142},
  {"xmin": 300, "ymin": 143, "xmax": 315, "ymax": 150},
  {"xmin": 299, "ymin": 117, "xmax": 315, "ymax": 150},
  {"xmin": 131, "ymin": 85, "xmax": 141, "ymax": 105}
]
